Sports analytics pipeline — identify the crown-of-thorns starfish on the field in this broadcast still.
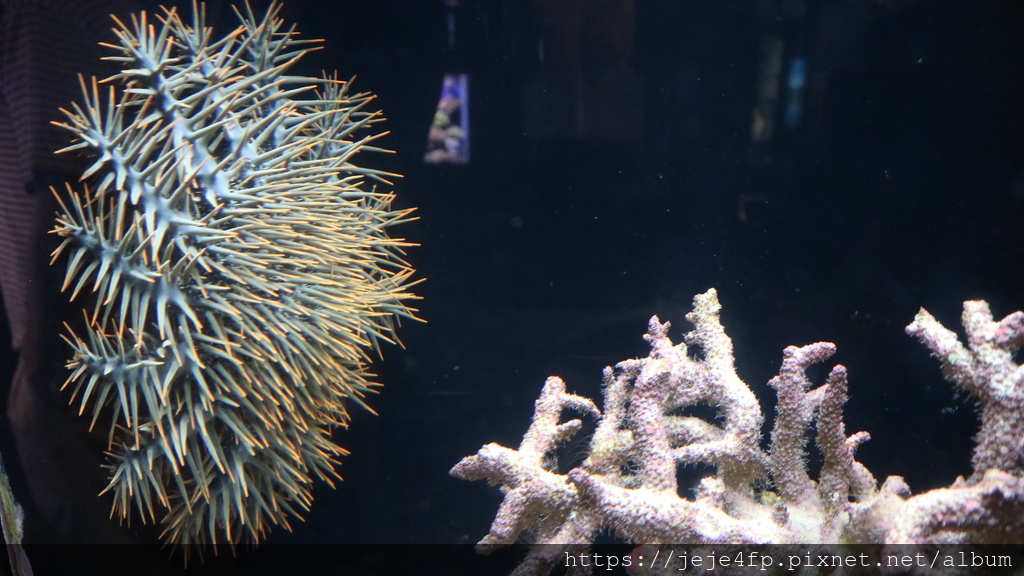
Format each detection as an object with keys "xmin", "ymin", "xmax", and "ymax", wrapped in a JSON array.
[{"xmin": 51, "ymin": 0, "xmax": 420, "ymax": 548}]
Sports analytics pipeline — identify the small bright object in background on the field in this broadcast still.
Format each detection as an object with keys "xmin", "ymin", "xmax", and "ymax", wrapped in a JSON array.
[
  {"xmin": 785, "ymin": 57, "xmax": 806, "ymax": 130},
  {"xmin": 424, "ymin": 73, "xmax": 469, "ymax": 164}
]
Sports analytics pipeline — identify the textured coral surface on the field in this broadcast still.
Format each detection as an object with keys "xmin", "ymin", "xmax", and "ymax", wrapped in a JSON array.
[{"xmin": 453, "ymin": 289, "xmax": 1024, "ymax": 575}]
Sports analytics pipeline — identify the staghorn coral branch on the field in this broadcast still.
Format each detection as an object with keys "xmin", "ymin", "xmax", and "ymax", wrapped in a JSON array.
[
  {"xmin": 907, "ymin": 301, "xmax": 1024, "ymax": 477},
  {"xmin": 767, "ymin": 343, "xmax": 836, "ymax": 508},
  {"xmin": 677, "ymin": 292, "xmax": 767, "ymax": 490},
  {"xmin": 887, "ymin": 469, "xmax": 1024, "ymax": 544},
  {"xmin": 450, "ymin": 376, "xmax": 601, "ymax": 576},
  {"xmin": 569, "ymin": 467, "xmax": 774, "ymax": 544},
  {"xmin": 815, "ymin": 366, "xmax": 877, "ymax": 507},
  {"xmin": 450, "ymin": 376, "xmax": 599, "ymax": 550},
  {"xmin": 454, "ymin": 290, "xmax": 1024, "ymax": 574},
  {"xmin": 453, "ymin": 290, "xmax": 883, "ymax": 574}
]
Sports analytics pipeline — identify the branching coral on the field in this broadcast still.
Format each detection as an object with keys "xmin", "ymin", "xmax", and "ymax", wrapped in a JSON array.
[
  {"xmin": 452, "ymin": 290, "xmax": 1024, "ymax": 575},
  {"xmin": 50, "ymin": 1, "xmax": 419, "ymax": 548}
]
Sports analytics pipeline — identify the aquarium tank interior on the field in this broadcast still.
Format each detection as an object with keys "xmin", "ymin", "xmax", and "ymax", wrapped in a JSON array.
[{"xmin": 0, "ymin": 0, "xmax": 1023, "ymax": 574}]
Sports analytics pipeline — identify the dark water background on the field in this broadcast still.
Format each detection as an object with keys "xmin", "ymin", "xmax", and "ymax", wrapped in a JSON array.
[
  {"xmin": 301, "ymin": 0, "xmax": 1024, "ymax": 546},
  {"xmin": 2, "ymin": 0, "xmax": 1023, "ymax": 572}
]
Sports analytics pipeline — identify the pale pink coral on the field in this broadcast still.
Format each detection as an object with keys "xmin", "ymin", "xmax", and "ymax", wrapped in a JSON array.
[{"xmin": 452, "ymin": 290, "xmax": 1024, "ymax": 575}]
